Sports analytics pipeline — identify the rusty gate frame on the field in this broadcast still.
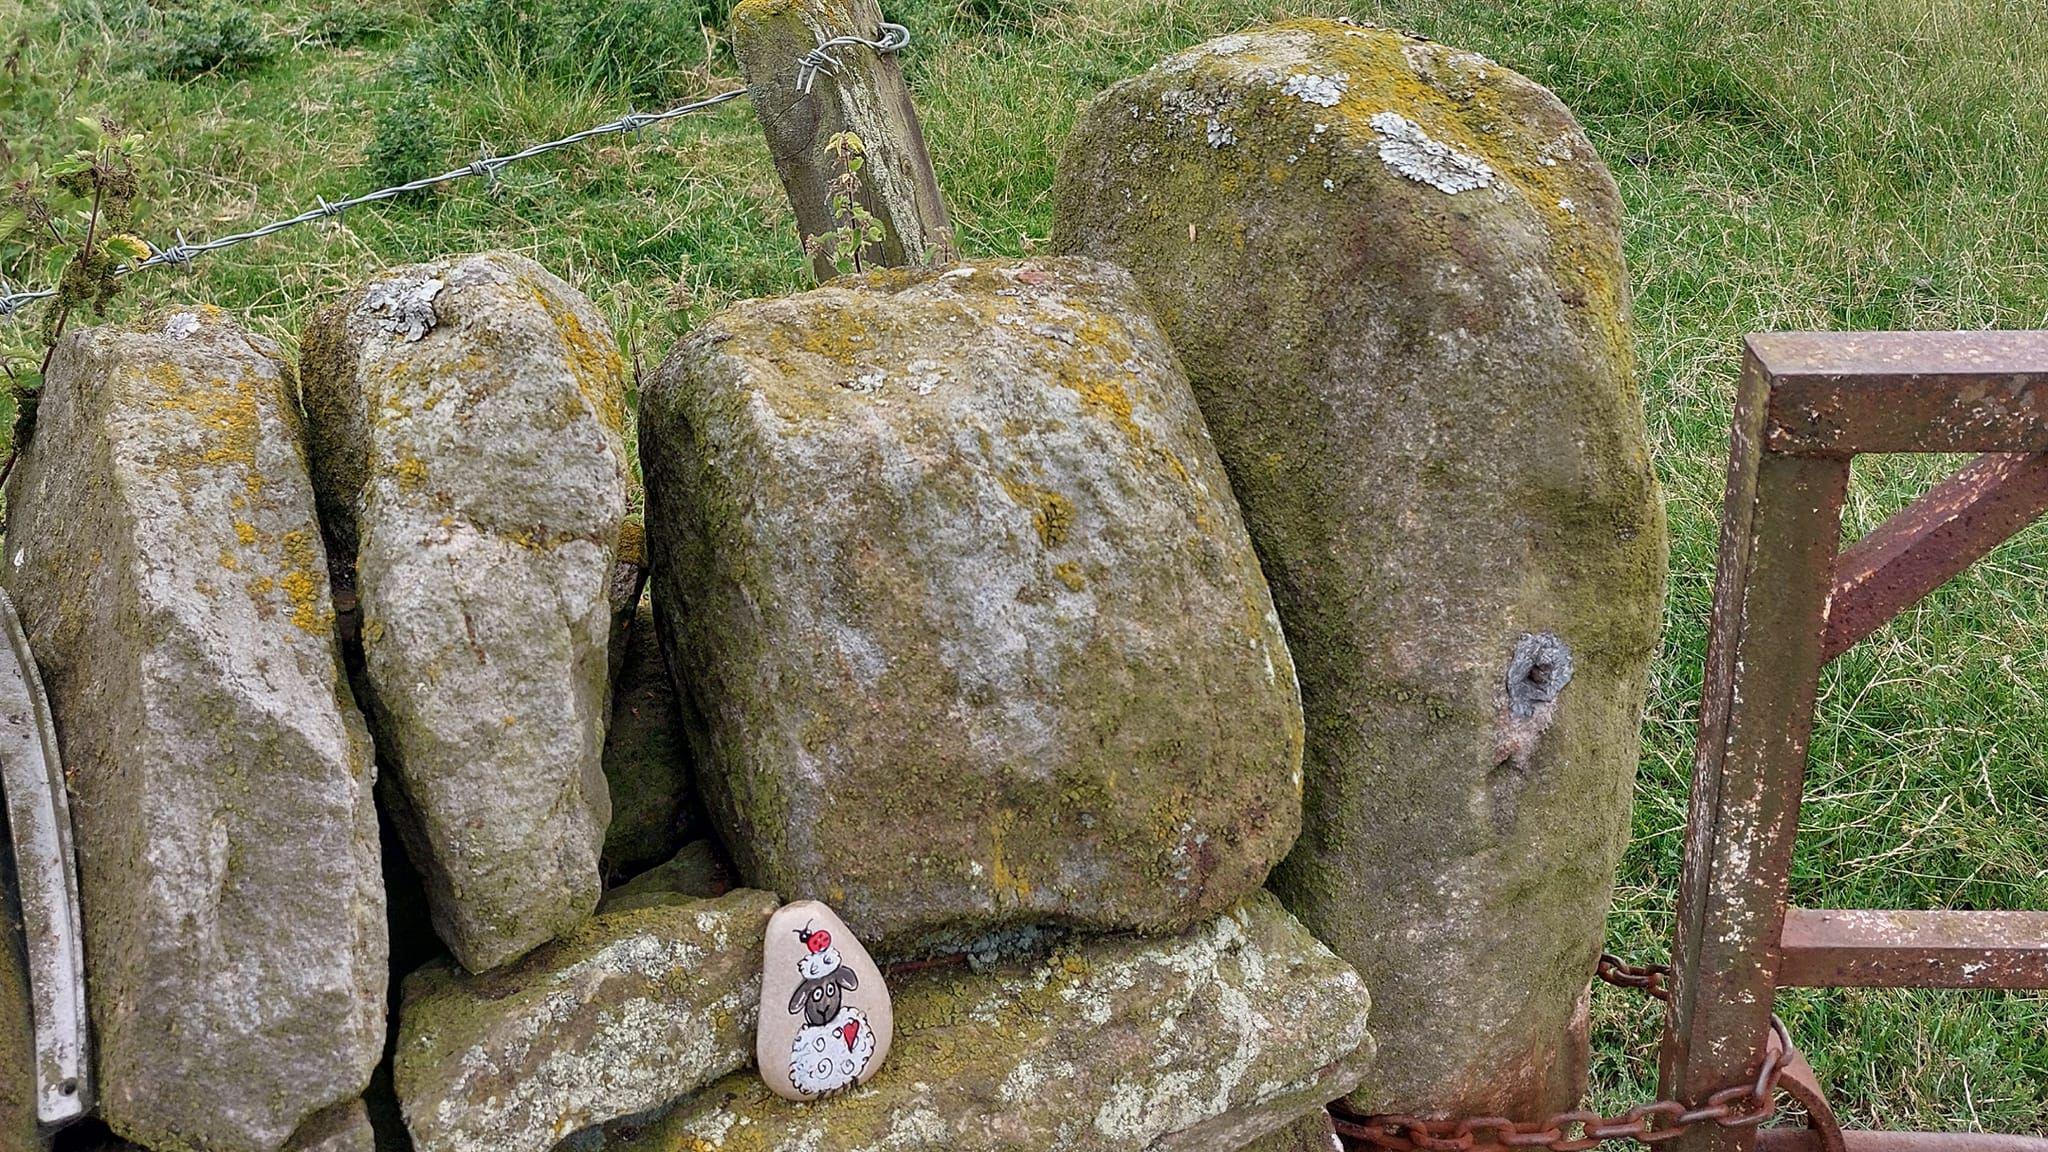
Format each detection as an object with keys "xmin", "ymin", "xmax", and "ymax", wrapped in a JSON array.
[{"xmin": 1660, "ymin": 330, "xmax": 2048, "ymax": 1152}]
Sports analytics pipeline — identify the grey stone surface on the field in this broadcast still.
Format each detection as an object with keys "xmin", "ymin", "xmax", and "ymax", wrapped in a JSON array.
[
  {"xmin": 1054, "ymin": 22, "xmax": 1667, "ymax": 1118},
  {"xmin": 393, "ymin": 888, "xmax": 777, "ymax": 1152},
  {"xmin": 639, "ymin": 256, "xmax": 1304, "ymax": 952},
  {"xmin": 300, "ymin": 251, "xmax": 631, "ymax": 973},
  {"xmin": 602, "ymin": 598, "xmax": 694, "ymax": 877},
  {"xmin": 595, "ymin": 891, "xmax": 1371, "ymax": 1151},
  {"xmin": 1, "ymin": 309, "xmax": 385, "ymax": 1151}
]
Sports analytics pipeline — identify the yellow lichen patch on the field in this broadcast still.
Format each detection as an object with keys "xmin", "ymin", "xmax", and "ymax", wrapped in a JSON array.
[
  {"xmin": 278, "ymin": 528, "xmax": 332, "ymax": 635},
  {"xmin": 1052, "ymin": 561, "xmax": 1087, "ymax": 591},
  {"xmin": 138, "ymin": 361, "xmax": 267, "ymax": 490},
  {"xmin": 391, "ymin": 446, "xmax": 430, "ymax": 494},
  {"xmin": 528, "ymin": 282, "xmax": 628, "ymax": 437},
  {"xmin": 234, "ymin": 521, "xmax": 258, "ymax": 545},
  {"xmin": 987, "ymin": 811, "xmax": 1033, "ymax": 905},
  {"xmin": 615, "ymin": 516, "xmax": 646, "ymax": 566},
  {"xmin": 997, "ymin": 474, "xmax": 1075, "ymax": 549},
  {"xmin": 218, "ymin": 551, "xmax": 239, "ymax": 572}
]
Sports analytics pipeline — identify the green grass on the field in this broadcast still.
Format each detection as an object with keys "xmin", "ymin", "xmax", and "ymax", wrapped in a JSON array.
[{"xmin": 3, "ymin": 0, "xmax": 2046, "ymax": 1134}]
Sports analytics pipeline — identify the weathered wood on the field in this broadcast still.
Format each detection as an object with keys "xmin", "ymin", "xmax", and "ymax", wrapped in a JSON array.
[
  {"xmin": 1659, "ymin": 347, "xmax": 1850, "ymax": 1152},
  {"xmin": 730, "ymin": 0, "xmax": 955, "ymax": 282},
  {"xmin": 1778, "ymin": 908, "xmax": 2048, "ymax": 989}
]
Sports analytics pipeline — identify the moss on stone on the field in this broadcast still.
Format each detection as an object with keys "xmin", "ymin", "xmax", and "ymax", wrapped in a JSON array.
[
  {"xmin": 638, "ymin": 257, "xmax": 1304, "ymax": 953},
  {"xmin": 1053, "ymin": 22, "xmax": 1667, "ymax": 1119}
]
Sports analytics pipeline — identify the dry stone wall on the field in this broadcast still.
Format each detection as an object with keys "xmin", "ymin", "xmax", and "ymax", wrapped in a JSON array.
[{"xmin": 0, "ymin": 19, "xmax": 1674, "ymax": 1149}]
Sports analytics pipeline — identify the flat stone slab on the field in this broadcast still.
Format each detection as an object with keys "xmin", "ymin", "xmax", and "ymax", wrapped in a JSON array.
[
  {"xmin": 394, "ymin": 888, "xmax": 778, "ymax": 1152},
  {"xmin": 594, "ymin": 891, "xmax": 1371, "ymax": 1151}
]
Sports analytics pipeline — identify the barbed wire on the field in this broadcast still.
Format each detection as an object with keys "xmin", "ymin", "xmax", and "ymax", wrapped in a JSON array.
[
  {"xmin": 1, "ymin": 20, "xmax": 912, "ymax": 322},
  {"xmin": 797, "ymin": 21, "xmax": 910, "ymax": 94}
]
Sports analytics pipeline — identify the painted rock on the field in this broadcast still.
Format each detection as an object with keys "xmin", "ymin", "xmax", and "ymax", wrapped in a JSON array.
[{"xmin": 756, "ymin": 901, "xmax": 891, "ymax": 1101}]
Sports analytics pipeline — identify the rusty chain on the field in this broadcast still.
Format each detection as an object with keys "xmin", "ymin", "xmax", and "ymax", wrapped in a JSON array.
[{"xmin": 1333, "ymin": 955, "xmax": 1793, "ymax": 1152}]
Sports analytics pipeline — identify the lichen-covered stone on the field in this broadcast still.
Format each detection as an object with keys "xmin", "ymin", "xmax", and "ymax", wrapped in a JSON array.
[
  {"xmin": 301, "ymin": 252, "xmax": 630, "ymax": 973},
  {"xmin": 602, "ymin": 598, "xmax": 695, "ymax": 876},
  {"xmin": 599, "ymin": 841, "xmax": 730, "ymax": 915},
  {"xmin": 1054, "ymin": 22, "xmax": 1667, "ymax": 1118},
  {"xmin": 597, "ymin": 892, "xmax": 1370, "ymax": 1151},
  {"xmin": 639, "ymin": 257, "xmax": 1304, "ymax": 951},
  {"xmin": 1238, "ymin": 1111, "xmax": 1339, "ymax": 1152},
  {"xmin": 393, "ymin": 888, "xmax": 777, "ymax": 1152},
  {"xmin": 1, "ymin": 309, "xmax": 385, "ymax": 1151}
]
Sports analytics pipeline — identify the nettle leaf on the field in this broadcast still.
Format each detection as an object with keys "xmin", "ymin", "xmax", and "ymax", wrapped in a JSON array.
[{"xmin": 107, "ymin": 234, "xmax": 152, "ymax": 263}]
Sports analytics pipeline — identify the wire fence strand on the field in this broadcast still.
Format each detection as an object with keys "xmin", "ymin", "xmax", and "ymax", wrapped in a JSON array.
[
  {"xmin": 0, "ymin": 87, "xmax": 747, "ymax": 320},
  {"xmin": 1, "ymin": 16, "xmax": 913, "ymax": 322}
]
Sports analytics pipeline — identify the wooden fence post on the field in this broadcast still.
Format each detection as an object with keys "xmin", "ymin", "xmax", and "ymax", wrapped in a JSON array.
[{"xmin": 730, "ymin": 0, "xmax": 957, "ymax": 282}]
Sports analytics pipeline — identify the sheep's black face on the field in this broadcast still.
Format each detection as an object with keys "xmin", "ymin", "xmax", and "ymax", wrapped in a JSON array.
[
  {"xmin": 802, "ymin": 980, "xmax": 842, "ymax": 1026},
  {"xmin": 789, "ymin": 968, "xmax": 860, "ymax": 1026}
]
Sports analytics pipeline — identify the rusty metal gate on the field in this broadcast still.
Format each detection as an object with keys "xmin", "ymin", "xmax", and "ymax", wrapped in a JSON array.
[
  {"xmin": 1662, "ymin": 330, "xmax": 2048, "ymax": 1152},
  {"xmin": 1339, "ymin": 330, "xmax": 2048, "ymax": 1152}
]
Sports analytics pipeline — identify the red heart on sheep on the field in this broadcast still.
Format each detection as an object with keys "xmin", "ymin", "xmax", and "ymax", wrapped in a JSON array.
[{"xmin": 839, "ymin": 1021, "xmax": 861, "ymax": 1051}]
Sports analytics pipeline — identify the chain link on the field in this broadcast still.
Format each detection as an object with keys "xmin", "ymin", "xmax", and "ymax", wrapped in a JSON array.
[
  {"xmin": 2, "ymin": 18, "xmax": 914, "ymax": 321},
  {"xmin": 1333, "ymin": 957, "xmax": 1792, "ymax": 1152}
]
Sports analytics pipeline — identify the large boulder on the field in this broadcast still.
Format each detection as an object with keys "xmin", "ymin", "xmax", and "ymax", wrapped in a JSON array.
[
  {"xmin": 639, "ymin": 257, "xmax": 1303, "ymax": 951},
  {"xmin": 1, "ymin": 309, "xmax": 385, "ymax": 1151},
  {"xmin": 300, "ymin": 252, "xmax": 630, "ymax": 972},
  {"xmin": 601, "ymin": 598, "xmax": 695, "ymax": 877},
  {"xmin": 596, "ymin": 892, "xmax": 1370, "ymax": 1151},
  {"xmin": 1054, "ymin": 22, "xmax": 1668, "ymax": 1118},
  {"xmin": 393, "ymin": 888, "xmax": 777, "ymax": 1152}
]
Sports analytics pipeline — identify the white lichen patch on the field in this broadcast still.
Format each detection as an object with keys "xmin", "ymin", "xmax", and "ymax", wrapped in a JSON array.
[
  {"xmin": 359, "ymin": 276, "xmax": 444, "ymax": 342},
  {"xmin": 1206, "ymin": 116, "xmax": 1236, "ymax": 148},
  {"xmin": 1558, "ymin": 198, "xmax": 1577, "ymax": 216},
  {"xmin": 1368, "ymin": 112, "xmax": 1496, "ymax": 194},
  {"xmin": 163, "ymin": 312, "xmax": 203, "ymax": 341},
  {"xmin": 1281, "ymin": 71, "xmax": 1347, "ymax": 107}
]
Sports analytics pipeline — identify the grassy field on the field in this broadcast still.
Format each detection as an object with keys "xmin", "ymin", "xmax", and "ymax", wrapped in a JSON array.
[{"xmin": 3, "ymin": 0, "xmax": 2045, "ymax": 1135}]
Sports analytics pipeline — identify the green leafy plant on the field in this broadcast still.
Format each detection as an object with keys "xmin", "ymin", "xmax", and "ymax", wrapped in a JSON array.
[
  {"xmin": 150, "ymin": 0, "xmax": 271, "ymax": 80},
  {"xmin": 365, "ymin": 85, "xmax": 449, "ymax": 201},
  {"xmin": 0, "ymin": 116, "xmax": 145, "ymax": 484},
  {"xmin": 802, "ymin": 132, "xmax": 885, "ymax": 280}
]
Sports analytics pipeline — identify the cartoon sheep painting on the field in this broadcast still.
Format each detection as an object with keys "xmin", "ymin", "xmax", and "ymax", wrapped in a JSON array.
[{"xmin": 783, "ymin": 923, "xmax": 878, "ymax": 1097}]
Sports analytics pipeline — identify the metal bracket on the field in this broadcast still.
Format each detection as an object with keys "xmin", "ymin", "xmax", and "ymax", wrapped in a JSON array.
[{"xmin": 0, "ymin": 587, "xmax": 90, "ymax": 1125}]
